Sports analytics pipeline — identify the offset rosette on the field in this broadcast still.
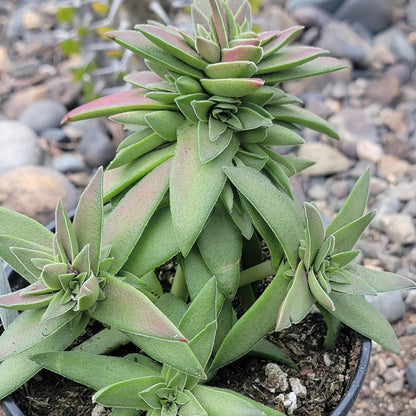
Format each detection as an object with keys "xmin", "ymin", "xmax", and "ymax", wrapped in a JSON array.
[{"xmin": 275, "ymin": 169, "xmax": 414, "ymax": 353}]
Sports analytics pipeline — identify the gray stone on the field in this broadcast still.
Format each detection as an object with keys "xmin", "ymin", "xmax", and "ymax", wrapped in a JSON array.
[
  {"xmin": 406, "ymin": 362, "xmax": 416, "ymax": 391},
  {"xmin": 78, "ymin": 124, "xmax": 116, "ymax": 168},
  {"xmin": 317, "ymin": 21, "xmax": 373, "ymax": 67},
  {"xmin": 286, "ymin": 0, "xmax": 344, "ymax": 13},
  {"xmin": 375, "ymin": 28, "xmax": 416, "ymax": 67},
  {"xmin": 329, "ymin": 107, "xmax": 379, "ymax": 158},
  {"xmin": 366, "ymin": 291, "xmax": 405, "ymax": 323},
  {"xmin": 18, "ymin": 99, "xmax": 67, "ymax": 134},
  {"xmin": 384, "ymin": 368, "xmax": 405, "ymax": 395},
  {"xmin": 407, "ymin": 0, "xmax": 416, "ymax": 27},
  {"xmin": 42, "ymin": 128, "xmax": 68, "ymax": 144},
  {"xmin": 364, "ymin": 74, "xmax": 401, "ymax": 107},
  {"xmin": 405, "ymin": 291, "xmax": 416, "ymax": 311},
  {"xmin": 291, "ymin": 6, "xmax": 331, "ymax": 27},
  {"xmin": 0, "ymin": 120, "xmax": 43, "ymax": 174},
  {"xmin": 52, "ymin": 154, "xmax": 86, "ymax": 173},
  {"xmin": 380, "ymin": 214, "xmax": 416, "ymax": 245},
  {"xmin": 0, "ymin": 166, "xmax": 78, "ymax": 225},
  {"xmin": 298, "ymin": 143, "xmax": 352, "ymax": 176},
  {"xmin": 335, "ymin": 0, "xmax": 392, "ymax": 34}
]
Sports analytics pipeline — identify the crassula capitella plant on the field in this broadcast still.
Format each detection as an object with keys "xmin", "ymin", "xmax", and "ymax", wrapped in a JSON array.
[{"xmin": 0, "ymin": 0, "xmax": 415, "ymax": 415}]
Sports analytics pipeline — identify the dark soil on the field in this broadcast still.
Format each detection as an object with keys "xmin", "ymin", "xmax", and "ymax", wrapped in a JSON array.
[{"xmin": 7, "ymin": 312, "xmax": 361, "ymax": 416}]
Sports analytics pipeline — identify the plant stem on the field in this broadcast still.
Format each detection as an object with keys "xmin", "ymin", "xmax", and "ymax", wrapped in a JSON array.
[
  {"xmin": 171, "ymin": 262, "xmax": 188, "ymax": 301},
  {"xmin": 239, "ymin": 260, "xmax": 275, "ymax": 287},
  {"xmin": 316, "ymin": 303, "xmax": 341, "ymax": 350}
]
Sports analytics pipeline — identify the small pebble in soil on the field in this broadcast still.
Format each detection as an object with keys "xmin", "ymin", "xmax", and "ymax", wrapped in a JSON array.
[
  {"xmin": 289, "ymin": 377, "xmax": 307, "ymax": 398},
  {"xmin": 264, "ymin": 363, "xmax": 289, "ymax": 393},
  {"xmin": 278, "ymin": 391, "xmax": 298, "ymax": 415}
]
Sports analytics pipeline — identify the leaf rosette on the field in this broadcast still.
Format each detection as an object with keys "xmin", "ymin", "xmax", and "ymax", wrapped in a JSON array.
[{"xmin": 62, "ymin": 0, "xmax": 345, "ymax": 261}]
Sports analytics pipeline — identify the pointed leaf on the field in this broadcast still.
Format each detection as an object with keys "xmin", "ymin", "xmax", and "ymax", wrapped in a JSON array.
[
  {"xmin": 221, "ymin": 45, "xmax": 263, "ymax": 63},
  {"xmin": 93, "ymin": 376, "xmax": 164, "ymax": 409},
  {"xmin": 103, "ymin": 159, "xmax": 171, "ymax": 273},
  {"xmin": 258, "ymin": 46, "xmax": 327, "ymax": 74},
  {"xmin": 0, "ymin": 307, "xmax": 76, "ymax": 361},
  {"xmin": 10, "ymin": 247, "xmax": 53, "ymax": 280},
  {"xmin": 195, "ymin": 36, "xmax": 221, "ymax": 63},
  {"xmin": 0, "ymin": 207, "xmax": 53, "ymax": 249},
  {"xmin": 276, "ymin": 263, "xmax": 314, "ymax": 331},
  {"xmin": 200, "ymin": 78, "xmax": 264, "ymax": 98},
  {"xmin": 224, "ymin": 166, "xmax": 303, "ymax": 269},
  {"xmin": 193, "ymin": 386, "xmax": 265, "ymax": 416},
  {"xmin": 262, "ymin": 26, "xmax": 304, "ymax": 58},
  {"xmin": 268, "ymin": 104, "xmax": 339, "ymax": 139},
  {"xmin": 210, "ymin": 0, "xmax": 229, "ymax": 48},
  {"xmin": 263, "ymin": 56, "xmax": 347, "ymax": 85},
  {"xmin": 107, "ymin": 31, "xmax": 203, "ymax": 78},
  {"xmin": 329, "ymin": 269, "xmax": 377, "ymax": 296},
  {"xmin": 197, "ymin": 205, "xmax": 241, "ymax": 298},
  {"xmin": 123, "ymin": 207, "xmax": 180, "ymax": 278},
  {"xmin": 209, "ymin": 117, "xmax": 227, "ymax": 140},
  {"xmin": 308, "ymin": 269, "xmax": 335, "ymax": 310},
  {"xmin": 345, "ymin": 264, "xmax": 416, "ymax": 293},
  {"xmin": 32, "ymin": 351, "xmax": 159, "ymax": 390},
  {"xmin": 250, "ymin": 338, "xmax": 297, "ymax": 369},
  {"xmin": 127, "ymin": 333, "xmax": 205, "ymax": 378},
  {"xmin": 0, "ymin": 314, "xmax": 88, "ymax": 400},
  {"xmin": 262, "ymin": 123, "xmax": 304, "ymax": 146},
  {"xmin": 211, "ymin": 263, "xmax": 290, "ymax": 371},
  {"xmin": 138, "ymin": 24, "xmax": 207, "ymax": 70},
  {"xmin": 328, "ymin": 291, "xmax": 400, "ymax": 353},
  {"xmin": 330, "ymin": 250, "xmax": 360, "ymax": 269},
  {"xmin": 332, "ymin": 211, "xmax": 375, "ymax": 253},
  {"xmin": 145, "ymin": 111, "xmax": 184, "ymax": 141},
  {"xmin": 0, "ymin": 285, "xmax": 54, "ymax": 310},
  {"xmin": 304, "ymin": 203, "xmax": 325, "ymax": 270},
  {"xmin": 176, "ymin": 76, "xmax": 204, "ymax": 95},
  {"xmin": 92, "ymin": 275, "xmax": 186, "ymax": 341},
  {"xmin": 63, "ymin": 89, "xmax": 173, "ymax": 123},
  {"xmin": 171, "ymin": 122, "xmax": 237, "ymax": 256},
  {"xmin": 175, "ymin": 93, "xmax": 209, "ymax": 123},
  {"xmin": 326, "ymin": 168, "xmax": 370, "ymax": 235},
  {"xmin": 103, "ymin": 146, "xmax": 174, "ymax": 202}
]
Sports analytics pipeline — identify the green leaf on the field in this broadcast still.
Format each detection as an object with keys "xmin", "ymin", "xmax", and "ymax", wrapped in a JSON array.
[
  {"xmin": 200, "ymin": 78, "xmax": 264, "ymax": 98},
  {"xmin": 193, "ymin": 386, "xmax": 265, "ymax": 416},
  {"xmin": 262, "ymin": 123, "xmax": 304, "ymax": 146},
  {"xmin": 262, "ymin": 56, "xmax": 347, "ymax": 84},
  {"xmin": 93, "ymin": 376, "xmax": 164, "ymax": 409},
  {"xmin": 343, "ymin": 264, "xmax": 415, "ymax": 293},
  {"xmin": 106, "ymin": 31, "xmax": 203, "ymax": 79},
  {"xmin": 103, "ymin": 159, "xmax": 171, "ymax": 273},
  {"xmin": 0, "ymin": 307, "xmax": 76, "ymax": 361},
  {"xmin": 211, "ymin": 263, "xmax": 290, "ymax": 371},
  {"xmin": 221, "ymin": 45, "xmax": 263, "ymax": 63},
  {"xmin": 188, "ymin": 321, "xmax": 217, "ymax": 370},
  {"xmin": 176, "ymin": 76, "xmax": 204, "ymax": 95},
  {"xmin": 9, "ymin": 247, "xmax": 53, "ymax": 280},
  {"xmin": 175, "ymin": 93, "xmax": 209, "ymax": 123},
  {"xmin": 0, "ymin": 286, "xmax": 54, "ymax": 310},
  {"xmin": 123, "ymin": 207, "xmax": 180, "ymax": 278},
  {"xmin": 63, "ymin": 89, "xmax": 174, "ymax": 123},
  {"xmin": 326, "ymin": 168, "xmax": 370, "ymax": 235},
  {"xmin": 327, "ymin": 291, "xmax": 401, "ymax": 354},
  {"xmin": 138, "ymin": 24, "xmax": 207, "ymax": 70},
  {"xmin": 73, "ymin": 168, "xmax": 103, "ymax": 274},
  {"xmin": 262, "ymin": 26, "xmax": 304, "ymax": 58},
  {"xmin": 103, "ymin": 145, "xmax": 175, "ymax": 202},
  {"xmin": 127, "ymin": 332, "xmax": 206, "ymax": 378},
  {"xmin": 308, "ymin": 269, "xmax": 335, "ymax": 310},
  {"xmin": 332, "ymin": 211, "xmax": 375, "ymax": 254},
  {"xmin": 179, "ymin": 390, "xmax": 208, "ymax": 416},
  {"xmin": 145, "ymin": 111, "xmax": 184, "ymax": 142},
  {"xmin": 32, "ymin": 351, "xmax": 159, "ymax": 390},
  {"xmin": 109, "ymin": 132, "xmax": 167, "ymax": 170},
  {"xmin": 197, "ymin": 205, "xmax": 242, "ymax": 298},
  {"xmin": 180, "ymin": 248, "xmax": 213, "ymax": 300},
  {"xmin": 205, "ymin": 61, "xmax": 257, "ymax": 78},
  {"xmin": 330, "ymin": 250, "xmax": 360, "ymax": 269},
  {"xmin": 92, "ymin": 275, "xmax": 186, "ymax": 341},
  {"xmin": 235, "ymin": 106, "xmax": 273, "ymax": 130},
  {"xmin": 267, "ymin": 104, "xmax": 339, "ymax": 139},
  {"xmin": 198, "ymin": 122, "xmax": 234, "ymax": 163},
  {"xmin": 224, "ymin": 166, "xmax": 303, "ymax": 269},
  {"xmin": 258, "ymin": 46, "xmax": 327, "ymax": 74},
  {"xmin": 329, "ymin": 269, "xmax": 377, "ymax": 296},
  {"xmin": 171, "ymin": 122, "xmax": 237, "ymax": 256},
  {"xmin": 276, "ymin": 263, "xmax": 315, "ymax": 331},
  {"xmin": 304, "ymin": 203, "xmax": 325, "ymax": 270},
  {"xmin": 0, "ymin": 314, "xmax": 88, "ymax": 400},
  {"xmin": 195, "ymin": 36, "xmax": 221, "ymax": 63},
  {"xmin": 250, "ymin": 338, "xmax": 297, "ymax": 369}
]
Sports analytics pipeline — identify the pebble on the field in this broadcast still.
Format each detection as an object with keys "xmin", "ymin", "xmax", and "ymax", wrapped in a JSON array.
[
  {"xmin": 406, "ymin": 362, "xmax": 416, "ymax": 391},
  {"xmin": 316, "ymin": 20, "xmax": 373, "ymax": 67},
  {"xmin": 52, "ymin": 154, "xmax": 86, "ymax": 173},
  {"xmin": 377, "ymin": 154, "xmax": 413, "ymax": 182},
  {"xmin": 264, "ymin": 363, "xmax": 289, "ymax": 393},
  {"xmin": 380, "ymin": 214, "xmax": 416, "ymax": 245},
  {"xmin": 356, "ymin": 140, "xmax": 383, "ymax": 163},
  {"xmin": 364, "ymin": 74, "xmax": 401, "ymax": 107},
  {"xmin": 366, "ymin": 291, "xmax": 406, "ymax": 323},
  {"xmin": 335, "ymin": 0, "xmax": 393, "ymax": 34},
  {"xmin": 299, "ymin": 143, "xmax": 351, "ymax": 176},
  {"xmin": 0, "ymin": 165, "xmax": 79, "ymax": 225},
  {"xmin": 289, "ymin": 377, "xmax": 307, "ymax": 398},
  {"xmin": 405, "ymin": 291, "xmax": 416, "ymax": 310},
  {"xmin": 18, "ymin": 99, "xmax": 67, "ymax": 134},
  {"xmin": 286, "ymin": 0, "xmax": 344, "ymax": 13},
  {"xmin": 384, "ymin": 368, "xmax": 405, "ymax": 395},
  {"xmin": 0, "ymin": 120, "xmax": 43, "ymax": 174}
]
